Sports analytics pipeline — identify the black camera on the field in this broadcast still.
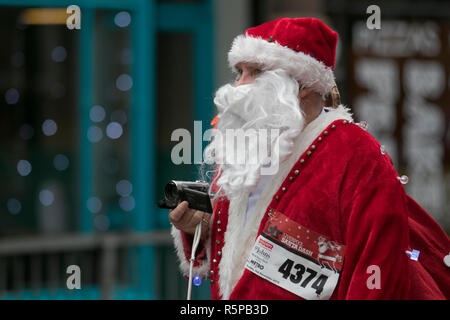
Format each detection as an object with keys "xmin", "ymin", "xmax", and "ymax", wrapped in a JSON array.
[{"xmin": 157, "ymin": 180, "xmax": 213, "ymax": 213}]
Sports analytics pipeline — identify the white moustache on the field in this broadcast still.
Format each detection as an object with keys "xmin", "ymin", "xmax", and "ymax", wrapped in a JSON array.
[{"xmin": 203, "ymin": 69, "xmax": 305, "ymax": 199}]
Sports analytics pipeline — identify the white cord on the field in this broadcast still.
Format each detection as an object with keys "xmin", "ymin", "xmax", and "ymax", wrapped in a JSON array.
[{"xmin": 187, "ymin": 222, "xmax": 202, "ymax": 300}]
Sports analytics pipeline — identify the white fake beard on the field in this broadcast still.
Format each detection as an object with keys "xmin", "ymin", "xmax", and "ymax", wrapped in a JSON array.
[{"xmin": 203, "ymin": 69, "xmax": 305, "ymax": 200}]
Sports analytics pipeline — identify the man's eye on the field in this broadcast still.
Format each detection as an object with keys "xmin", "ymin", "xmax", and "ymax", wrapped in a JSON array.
[{"xmin": 234, "ymin": 69, "xmax": 243, "ymax": 81}]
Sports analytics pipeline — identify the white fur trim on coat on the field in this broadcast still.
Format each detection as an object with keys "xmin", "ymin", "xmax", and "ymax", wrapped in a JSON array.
[
  {"xmin": 218, "ymin": 105, "xmax": 354, "ymax": 299},
  {"xmin": 170, "ymin": 226, "xmax": 211, "ymax": 279},
  {"xmin": 228, "ymin": 35, "xmax": 335, "ymax": 96}
]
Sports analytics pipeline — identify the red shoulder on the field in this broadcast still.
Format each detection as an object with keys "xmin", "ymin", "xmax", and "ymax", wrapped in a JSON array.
[
  {"xmin": 328, "ymin": 120, "xmax": 397, "ymax": 177},
  {"xmin": 320, "ymin": 120, "xmax": 402, "ymax": 212}
]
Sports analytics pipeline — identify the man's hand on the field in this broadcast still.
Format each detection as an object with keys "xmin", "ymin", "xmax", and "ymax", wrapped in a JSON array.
[{"xmin": 169, "ymin": 201, "xmax": 211, "ymax": 240}]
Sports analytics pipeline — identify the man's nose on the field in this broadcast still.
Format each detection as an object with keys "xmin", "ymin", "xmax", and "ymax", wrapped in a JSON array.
[{"xmin": 235, "ymin": 71, "xmax": 255, "ymax": 87}]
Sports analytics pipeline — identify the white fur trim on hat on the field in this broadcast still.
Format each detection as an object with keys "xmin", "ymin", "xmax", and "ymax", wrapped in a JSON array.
[{"xmin": 228, "ymin": 35, "xmax": 335, "ymax": 96}]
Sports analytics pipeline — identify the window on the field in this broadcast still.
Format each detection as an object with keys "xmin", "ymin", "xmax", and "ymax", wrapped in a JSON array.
[{"xmin": 0, "ymin": 7, "xmax": 79, "ymax": 235}]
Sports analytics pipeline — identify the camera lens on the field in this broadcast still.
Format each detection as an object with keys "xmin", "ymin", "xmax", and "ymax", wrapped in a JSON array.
[{"xmin": 164, "ymin": 181, "xmax": 180, "ymax": 204}]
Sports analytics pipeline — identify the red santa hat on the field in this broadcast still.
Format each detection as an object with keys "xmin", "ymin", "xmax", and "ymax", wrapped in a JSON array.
[{"xmin": 228, "ymin": 17, "xmax": 338, "ymax": 96}]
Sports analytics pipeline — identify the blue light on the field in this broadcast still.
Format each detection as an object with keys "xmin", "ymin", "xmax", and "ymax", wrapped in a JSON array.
[
  {"xmin": 193, "ymin": 275, "xmax": 202, "ymax": 287},
  {"xmin": 410, "ymin": 249, "xmax": 420, "ymax": 261},
  {"xmin": 406, "ymin": 249, "xmax": 420, "ymax": 261}
]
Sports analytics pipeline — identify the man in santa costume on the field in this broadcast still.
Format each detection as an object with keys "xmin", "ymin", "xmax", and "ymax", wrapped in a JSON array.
[{"xmin": 169, "ymin": 18, "xmax": 450, "ymax": 300}]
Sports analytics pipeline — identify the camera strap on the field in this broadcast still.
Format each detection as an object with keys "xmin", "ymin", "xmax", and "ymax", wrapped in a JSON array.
[{"xmin": 187, "ymin": 222, "xmax": 203, "ymax": 300}]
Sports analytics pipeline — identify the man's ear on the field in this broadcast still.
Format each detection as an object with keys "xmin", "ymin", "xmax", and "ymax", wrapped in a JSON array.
[{"xmin": 298, "ymin": 87, "xmax": 314, "ymax": 99}]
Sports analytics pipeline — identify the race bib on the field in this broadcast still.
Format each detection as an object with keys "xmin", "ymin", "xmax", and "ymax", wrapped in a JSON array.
[{"xmin": 245, "ymin": 209, "xmax": 346, "ymax": 300}]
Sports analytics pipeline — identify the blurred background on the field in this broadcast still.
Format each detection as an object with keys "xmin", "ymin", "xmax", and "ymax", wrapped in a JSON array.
[{"xmin": 0, "ymin": 0, "xmax": 448, "ymax": 299}]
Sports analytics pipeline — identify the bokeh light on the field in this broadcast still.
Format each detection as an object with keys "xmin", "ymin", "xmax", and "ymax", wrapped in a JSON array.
[
  {"xmin": 87, "ymin": 196, "xmax": 102, "ymax": 214},
  {"xmin": 51, "ymin": 46, "xmax": 67, "ymax": 62},
  {"xmin": 53, "ymin": 154, "xmax": 69, "ymax": 171},
  {"xmin": 114, "ymin": 11, "xmax": 131, "ymax": 28},
  {"xmin": 17, "ymin": 159, "xmax": 32, "ymax": 176},
  {"xmin": 42, "ymin": 119, "xmax": 58, "ymax": 136},
  {"xmin": 87, "ymin": 125, "xmax": 103, "ymax": 143},
  {"xmin": 119, "ymin": 195, "xmax": 135, "ymax": 212},
  {"xmin": 106, "ymin": 122, "xmax": 123, "ymax": 139},
  {"xmin": 39, "ymin": 189, "xmax": 54, "ymax": 207},
  {"xmin": 115, "ymin": 74, "xmax": 133, "ymax": 91},
  {"xmin": 7, "ymin": 198, "xmax": 21, "ymax": 215},
  {"xmin": 90, "ymin": 105, "xmax": 106, "ymax": 123},
  {"xmin": 116, "ymin": 179, "xmax": 132, "ymax": 196},
  {"xmin": 5, "ymin": 88, "xmax": 19, "ymax": 104}
]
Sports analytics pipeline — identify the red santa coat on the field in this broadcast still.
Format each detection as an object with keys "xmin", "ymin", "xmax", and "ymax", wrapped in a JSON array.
[{"xmin": 171, "ymin": 105, "xmax": 450, "ymax": 300}]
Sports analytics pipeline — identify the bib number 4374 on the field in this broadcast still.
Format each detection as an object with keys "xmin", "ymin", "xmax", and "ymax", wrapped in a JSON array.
[{"xmin": 278, "ymin": 258, "xmax": 328, "ymax": 295}]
